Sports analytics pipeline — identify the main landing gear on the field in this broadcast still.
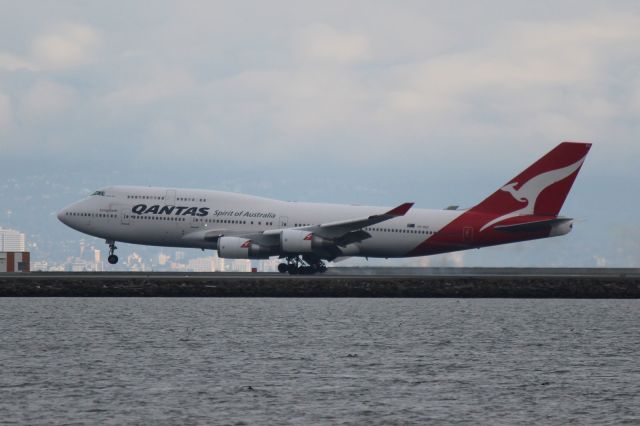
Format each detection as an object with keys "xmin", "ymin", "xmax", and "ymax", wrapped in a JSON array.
[
  {"xmin": 278, "ymin": 256, "xmax": 327, "ymax": 275},
  {"xmin": 107, "ymin": 240, "xmax": 118, "ymax": 265}
]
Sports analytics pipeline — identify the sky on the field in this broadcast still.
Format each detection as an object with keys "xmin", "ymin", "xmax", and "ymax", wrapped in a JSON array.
[{"xmin": 0, "ymin": 1, "xmax": 639, "ymax": 267}]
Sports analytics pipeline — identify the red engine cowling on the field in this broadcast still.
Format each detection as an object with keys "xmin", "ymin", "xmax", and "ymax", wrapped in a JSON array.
[{"xmin": 217, "ymin": 237, "xmax": 272, "ymax": 259}]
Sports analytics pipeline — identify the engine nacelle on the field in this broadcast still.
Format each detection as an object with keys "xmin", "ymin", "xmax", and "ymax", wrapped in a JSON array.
[
  {"xmin": 280, "ymin": 229, "xmax": 331, "ymax": 253},
  {"xmin": 217, "ymin": 237, "xmax": 272, "ymax": 259}
]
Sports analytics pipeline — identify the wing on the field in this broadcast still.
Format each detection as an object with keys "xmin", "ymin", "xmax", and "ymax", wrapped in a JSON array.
[
  {"xmin": 304, "ymin": 202, "xmax": 414, "ymax": 239},
  {"xmin": 251, "ymin": 202, "xmax": 414, "ymax": 246},
  {"xmin": 185, "ymin": 202, "xmax": 414, "ymax": 252}
]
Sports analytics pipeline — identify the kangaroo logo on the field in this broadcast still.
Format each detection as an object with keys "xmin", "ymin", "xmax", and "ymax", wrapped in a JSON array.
[{"xmin": 480, "ymin": 156, "xmax": 587, "ymax": 232}]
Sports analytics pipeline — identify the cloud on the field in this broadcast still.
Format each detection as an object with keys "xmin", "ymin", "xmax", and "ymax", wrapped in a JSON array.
[
  {"xmin": 181, "ymin": 13, "xmax": 639, "ymax": 167},
  {"xmin": 103, "ymin": 69, "xmax": 195, "ymax": 106},
  {"xmin": 0, "ymin": 53, "xmax": 37, "ymax": 71},
  {"xmin": 6, "ymin": 8, "xmax": 636, "ymax": 168},
  {"xmin": 0, "ymin": 24, "xmax": 99, "ymax": 72},
  {"xmin": 381, "ymin": 15, "xmax": 640, "ymax": 121},
  {"xmin": 0, "ymin": 8, "xmax": 636, "ymax": 162},
  {"xmin": 295, "ymin": 24, "xmax": 370, "ymax": 64},
  {"xmin": 0, "ymin": 93, "xmax": 11, "ymax": 131},
  {"xmin": 32, "ymin": 24, "xmax": 99, "ymax": 70},
  {"xmin": 19, "ymin": 80, "xmax": 77, "ymax": 122}
]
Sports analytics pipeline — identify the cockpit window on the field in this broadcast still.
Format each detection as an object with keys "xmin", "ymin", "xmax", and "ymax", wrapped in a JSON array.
[{"xmin": 91, "ymin": 191, "xmax": 106, "ymax": 196}]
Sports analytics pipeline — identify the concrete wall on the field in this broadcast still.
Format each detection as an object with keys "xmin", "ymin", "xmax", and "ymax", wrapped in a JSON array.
[{"xmin": 1, "ymin": 272, "xmax": 639, "ymax": 297}]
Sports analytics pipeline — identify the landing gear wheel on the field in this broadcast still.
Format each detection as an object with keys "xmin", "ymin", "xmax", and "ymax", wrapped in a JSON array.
[
  {"xmin": 285, "ymin": 256, "xmax": 327, "ymax": 275},
  {"xmin": 306, "ymin": 258, "xmax": 327, "ymax": 274},
  {"xmin": 106, "ymin": 240, "xmax": 118, "ymax": 265}
]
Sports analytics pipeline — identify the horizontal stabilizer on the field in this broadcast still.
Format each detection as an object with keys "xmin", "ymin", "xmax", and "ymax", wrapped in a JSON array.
[{"xmin": 493, "ymin": 217, "xmax": 573, "ymax": 233}]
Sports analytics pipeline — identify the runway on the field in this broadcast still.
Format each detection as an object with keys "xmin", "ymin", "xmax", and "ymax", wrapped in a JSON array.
[
  {"xmin": 0, "ymin": 268, "xmax": 639, "ymax": 297},
  {"xmin": 5, "ymin": 266, "xmax": 640, "ymax": 280}
]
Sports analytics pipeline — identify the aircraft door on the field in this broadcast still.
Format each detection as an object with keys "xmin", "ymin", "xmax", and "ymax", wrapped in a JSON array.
[
  {"xmin": 463, "ymin": 227, "xmax": 473, "ymax": 243},
  {"xmin": 165, "ymin": 189, "xmax": 176, "ymax": 205},
  {"xmin": 190, "ymin": 216, "xmax": 199, "ymax": 229},
  {"xmin": 278, "ymin": 216, "xmax": 289, "ymax": 228},
  {"xmin": 121, "ymin": 208, "xmax": 130, "ymax": 225}
]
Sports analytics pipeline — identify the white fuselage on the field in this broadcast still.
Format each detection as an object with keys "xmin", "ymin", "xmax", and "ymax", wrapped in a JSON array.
[{"xmin": 58, "ymin": 185, "xmax": 462, "ymax": 258}]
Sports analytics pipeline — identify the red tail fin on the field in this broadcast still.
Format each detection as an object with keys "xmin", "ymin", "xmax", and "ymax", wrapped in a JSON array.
[{"xmin": 472, "ymin": 142, "xmax": 591, "ymax": 217}]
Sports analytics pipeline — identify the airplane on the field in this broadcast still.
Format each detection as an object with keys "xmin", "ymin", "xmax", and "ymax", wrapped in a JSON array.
[{"xmin": 57, "ymin": 142, "xmax": 591, "ymax": 274}]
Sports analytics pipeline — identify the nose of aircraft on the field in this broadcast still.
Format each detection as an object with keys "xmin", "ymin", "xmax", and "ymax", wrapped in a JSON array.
[{"xmin": 57, "ymin": 207, "xmax": 67, "ymax": 224}]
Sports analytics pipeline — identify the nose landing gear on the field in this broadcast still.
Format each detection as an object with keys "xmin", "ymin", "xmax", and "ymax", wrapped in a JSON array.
[{"xmin": 107, "ymin": 240, "xmax": 118, "ymax": 264}]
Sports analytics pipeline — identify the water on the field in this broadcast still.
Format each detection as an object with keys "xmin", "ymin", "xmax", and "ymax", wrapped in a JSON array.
[{"xmin": 0, "ymin": 298, "xmax": 638, "ymax": 425}]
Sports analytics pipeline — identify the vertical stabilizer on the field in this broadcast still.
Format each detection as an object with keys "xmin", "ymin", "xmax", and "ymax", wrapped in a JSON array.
[{"xmin": 472, "ymin": 142, "xmax": 591, "ymax": 229}]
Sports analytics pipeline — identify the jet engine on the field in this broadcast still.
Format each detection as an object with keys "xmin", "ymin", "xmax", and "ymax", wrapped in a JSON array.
[
  {"xmin": 217, "ymin": 237, "xmax": 272, "ymax": 259},
  {"xmin": 280, "ymin": 229, "xmax": 332, "ymax": 253}
]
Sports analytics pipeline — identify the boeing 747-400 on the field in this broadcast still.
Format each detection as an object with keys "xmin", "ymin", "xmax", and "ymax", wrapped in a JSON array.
[{"xmin": 58, "ymin": 142, "xmax": 591, "ymax": 273}]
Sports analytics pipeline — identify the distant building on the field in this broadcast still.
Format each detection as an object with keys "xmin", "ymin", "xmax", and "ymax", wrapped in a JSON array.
[
  {"xmin": 71, "ymin": 259, "xmax": 90, "ymax": 272},
  {"xmin": 67, "ymin": 257, "xmax": 102, "ymax": 272},
  {"xmin": 31, "ymin": 260, "xmax": 49, "ymax": 272},
  {"xmin": 169, "ymin": 262, "xmax": 187, "ymax": 272},
  {"xmin": 94, "ymin": 249, "xmax": 103, "ymax": 272},
  {"xmin": 158, "ymin": 252, "xmax": 171, "ymax": 266},
  {"xmin": 258, "ymin": 258, "xmax": 280, "ymax": 272},
  {"xmin": 0, "ymin": 228, "xmax": 25, "ymax": 252},
  {"xmin": 187, "ymin": 257, "xmax": 216, "ymax": 272},
  {"xmin": 126, "ymin": 252, "xmax": 146, "ymax": 271},
  {"xmin": 0, "ymin": 252, "xmax": 30, "ymax": 272},
  {"xmin": 230, "ymin": 259, "xmax": 251, "ymax": 272},
  {"xmin": 213, "ymin": 252, "xmax": 225, "ymax": 272}
]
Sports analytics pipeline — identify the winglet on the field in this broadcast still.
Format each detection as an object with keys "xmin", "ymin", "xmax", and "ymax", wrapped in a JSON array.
[{"xmin": 385, "ymin": 202, "xmax": 414, "ymax": 216}]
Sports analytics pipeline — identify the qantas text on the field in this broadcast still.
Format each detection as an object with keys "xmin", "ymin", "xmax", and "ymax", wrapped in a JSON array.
[
  {"xmin": 132, "ymin": 204, "xmax": 209, "ymax": 217},
  {"xmin": 131, "ymin": 204, "xmax": 277, "ymax": 219}
]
